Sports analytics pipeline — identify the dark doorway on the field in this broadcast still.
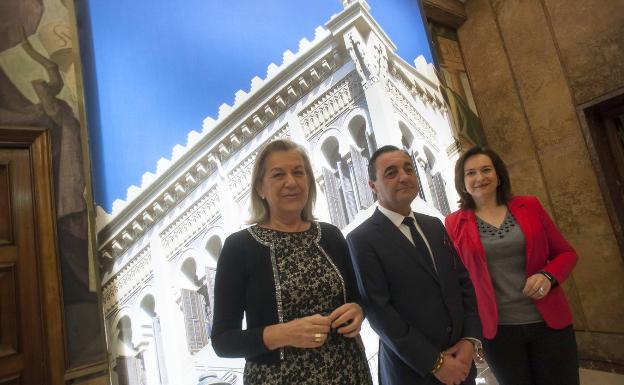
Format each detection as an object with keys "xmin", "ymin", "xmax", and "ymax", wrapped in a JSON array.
[{"xmin": 582, "ymin": 93, "xmax": 624, "ymax": 261}]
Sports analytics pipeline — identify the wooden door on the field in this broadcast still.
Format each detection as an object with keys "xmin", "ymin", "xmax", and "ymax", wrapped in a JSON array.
[
  {"xmin": 0, "ymin": 127, "xmax": 66, "ymax": 385},
  {"xmin": 0, "ymin": 148, "xmax": 45, "ymax": 384}
]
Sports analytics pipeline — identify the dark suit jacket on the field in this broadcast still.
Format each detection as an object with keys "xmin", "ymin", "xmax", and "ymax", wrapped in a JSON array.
[{"xmin": 347, "ymin": 209, "xmax": 481, "ymax": 385}]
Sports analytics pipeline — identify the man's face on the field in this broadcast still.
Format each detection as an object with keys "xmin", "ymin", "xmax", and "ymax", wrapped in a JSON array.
[{"xmin": 369, "ymin": 150, "xmax": 419, "ymax": 216}]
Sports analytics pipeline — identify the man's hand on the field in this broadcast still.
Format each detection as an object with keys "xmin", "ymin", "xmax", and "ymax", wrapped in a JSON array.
[
  {"xmin": 328, "ymin": 302, "xmax": 364, "ymax": 338},
  {"xmin": 434, "ymin": 354, "xmax": 469, "ymax": 385},
  {"xmin": 444, "ymin": 339, "xmax": 475, "ymax": 366}
]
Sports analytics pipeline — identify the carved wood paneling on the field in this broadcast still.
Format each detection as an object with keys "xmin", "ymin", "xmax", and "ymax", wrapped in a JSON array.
[
  {"xmin": 0, "ymin": 146, "xmax": 44, "ymax": 384},
  {"xmin": 0, "ymin": 164, "xmax": 11, "ymax": 245},
  {"xmin": 0, "ymin": 374, "xmax": 20, "ymax": 385},
  {"xmin": 0, "ymin": 265, "xmax": 17, "ymax": 358}
]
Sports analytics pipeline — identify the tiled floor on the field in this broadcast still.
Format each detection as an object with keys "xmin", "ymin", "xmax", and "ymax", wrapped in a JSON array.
[
  {"xmin": 476, "ymin": 366, "xmax": 624, "ymax": 384},
  {"xmin": 580, "ymin": 368, "xmax": 624, "ymax": 385}
]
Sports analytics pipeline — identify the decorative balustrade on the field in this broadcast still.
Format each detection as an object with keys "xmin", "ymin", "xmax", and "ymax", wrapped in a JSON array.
[{"xmin": 299, "ymin": 72, "xmax": 364, "ymax": 139}]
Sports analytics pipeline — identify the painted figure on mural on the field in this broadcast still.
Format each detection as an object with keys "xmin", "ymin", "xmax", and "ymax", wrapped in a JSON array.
[{"xmin": 0, "ymin": 0, "xmax": 105, "ymax": 367}]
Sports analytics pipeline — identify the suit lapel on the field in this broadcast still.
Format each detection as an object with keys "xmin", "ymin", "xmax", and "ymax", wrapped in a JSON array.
[
  {"xmin": 413, "ymin": 213, "xmax": 446, "ymax": 283},
  {"xmin": 371, "ymin": 209, "xmax": 439, "ymax": 283}
]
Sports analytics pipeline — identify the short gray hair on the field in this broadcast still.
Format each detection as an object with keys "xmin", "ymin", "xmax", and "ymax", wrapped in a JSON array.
[{"xmin": 248, "ymin": 139, "xmax": 317, "ymax": 224}]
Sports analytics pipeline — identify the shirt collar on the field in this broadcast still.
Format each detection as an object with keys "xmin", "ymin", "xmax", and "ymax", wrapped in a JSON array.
[{"xmin": 377, "ymin": 205, "xmax": 415, "ymax": 228}]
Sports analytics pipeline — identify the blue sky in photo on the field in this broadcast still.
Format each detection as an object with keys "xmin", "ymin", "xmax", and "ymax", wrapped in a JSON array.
[{"xmin": 83, "ymin": 0, "xmax": 433, "ymax": 211}]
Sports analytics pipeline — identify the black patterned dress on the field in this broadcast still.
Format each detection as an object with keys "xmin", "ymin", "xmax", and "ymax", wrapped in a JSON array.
[{"xmin": 244, "ymin": 223, "xmax": 372, "ymax": 385}]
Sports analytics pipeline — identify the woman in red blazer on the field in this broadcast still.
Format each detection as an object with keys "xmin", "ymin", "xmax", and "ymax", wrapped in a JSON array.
[{"xmin": 445, "ymin": 147, "xmax": 579, "ymax": 385}]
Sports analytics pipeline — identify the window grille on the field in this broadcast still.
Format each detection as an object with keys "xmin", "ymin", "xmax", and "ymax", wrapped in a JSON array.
[
  {"xmin": 116, "ymin": 354, "xmax": 147, "ymax": 385},
  {"xmin": 152, "ymin": 316, "xmax": 168, "ymax": 384},
  {"xmin": 350, "ymin": 146, "xmax": 374, "ymax": 209},
  {"xmin": 181, "ymin": 288, "xmax": 210, "ymax": 353},
  {"xmin": 322, "ymin": 168, "xmax": 348, "ymax": 229}
]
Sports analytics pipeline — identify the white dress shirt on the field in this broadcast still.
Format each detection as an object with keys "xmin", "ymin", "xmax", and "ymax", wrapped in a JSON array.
[{"xmin": 377, "ymin": 205, "xmax": 436, "ymax": 271}]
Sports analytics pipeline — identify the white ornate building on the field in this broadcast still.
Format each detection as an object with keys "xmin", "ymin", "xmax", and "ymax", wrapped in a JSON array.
[{"xmin": 97, "ymin": 1, "xmax": 462, "ymax": 384}]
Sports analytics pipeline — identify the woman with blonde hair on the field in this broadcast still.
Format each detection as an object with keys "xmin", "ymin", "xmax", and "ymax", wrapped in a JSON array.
[{"xmin": 211, "ymin": 139, "xmax": 372, "ymax": 385}]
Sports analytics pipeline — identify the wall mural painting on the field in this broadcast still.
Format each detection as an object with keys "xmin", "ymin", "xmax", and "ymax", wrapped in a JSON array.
[{"xmin": 0, "ymin": 0, "xmax": 105, "ymax": 369}]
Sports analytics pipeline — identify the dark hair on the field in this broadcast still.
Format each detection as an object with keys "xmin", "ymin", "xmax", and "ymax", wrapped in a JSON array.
[
  {"xmin": 454, "ymin": 146, "xmax": 512, "ymax": 209},
  {"xmin": 368, "ymin": 145, "xmax": 411, "ymax": 181},
  {"xmin": 248, "ymin": 139, "xmax": 316, "ymax": 223}
]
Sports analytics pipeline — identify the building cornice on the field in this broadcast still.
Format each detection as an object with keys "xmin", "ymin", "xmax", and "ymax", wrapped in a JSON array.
[{"xmin": 97, "ymin": 46, "xmax": 345, "ymax": 266}]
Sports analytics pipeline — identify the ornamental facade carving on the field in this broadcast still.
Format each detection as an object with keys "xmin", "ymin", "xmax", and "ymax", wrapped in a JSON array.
[
  {"xmin": 102, "ymin": 246, "xmax": 152, "ymax": 315},
  {"xmin": 227, "ymin": 125, "xmax": 291, "ymax": 200},
  {"xmin": 364, "ymin": 32, "xmax": 388, "ymax": 84},
  {"xmin": 299, "ymin": 72, "xmax": 364, "ymax": 139},
  {"xmin": 159, "ymin": 187, "xmax": 220, "ymax": 256},
  {"xmin": 385, "ymin": 79, "xmax": 438, "ymax": 149}
]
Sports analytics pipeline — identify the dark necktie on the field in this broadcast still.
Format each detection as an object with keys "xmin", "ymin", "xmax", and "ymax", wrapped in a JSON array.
[{"xmin": 402, "ymin": 216, "xmax": 437, "ymax": 273}]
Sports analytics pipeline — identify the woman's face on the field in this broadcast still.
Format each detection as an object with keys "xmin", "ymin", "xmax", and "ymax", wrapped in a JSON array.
[
  {"xmin": 257, "ymin": 149, "xmax": 310, "ymax": 220},
  {"xmin": 463, "ymin": 153, "xmax": 499, "ymax": 203}
]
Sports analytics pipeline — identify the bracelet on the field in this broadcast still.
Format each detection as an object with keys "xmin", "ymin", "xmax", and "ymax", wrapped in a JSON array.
[
  {"xmin": 538, "ymin": 270, "xmax": 556, "ymax": 284},
  {"xmin": 431, "ymin": 352, "xmax": 444, "ymax": 374}
]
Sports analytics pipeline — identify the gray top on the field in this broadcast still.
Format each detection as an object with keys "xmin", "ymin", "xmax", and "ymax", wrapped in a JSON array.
[{"xmin": 478, "ymin": 211, "xmax": 542, "ymax": 325}]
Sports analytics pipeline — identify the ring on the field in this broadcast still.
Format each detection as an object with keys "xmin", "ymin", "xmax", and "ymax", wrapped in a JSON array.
[
  {"xmin": 313, "ymin": 333, "xmax": 322, "ymax": 343},
  {"xmin": 538, "ymin": 287, "xmax": 545, "ymax": 295}
]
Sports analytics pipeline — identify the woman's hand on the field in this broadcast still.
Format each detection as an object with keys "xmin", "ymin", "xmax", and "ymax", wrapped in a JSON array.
[
  {"xmin": 522, "ymin": 273, "xmax": 552, "ymax": 300},
  {"xmin": 329, "ymin": 302, "xmax": 364, "ymax": 338},
  {"xmin": 263, "ymin": 314, "xmax": 331, "ymax": 350}
]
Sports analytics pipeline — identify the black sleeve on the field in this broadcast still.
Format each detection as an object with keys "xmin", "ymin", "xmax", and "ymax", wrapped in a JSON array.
[
  {"xmin": 438, "ymin": 219, "xmax": 482, "ymax": 341},
  {"xmin": 210, "ymin": 233, "xmax": 270, "ymax": 358},
  {"xmin": 330, "ymin": 224, "xmax": 362, "ymax": 304}
]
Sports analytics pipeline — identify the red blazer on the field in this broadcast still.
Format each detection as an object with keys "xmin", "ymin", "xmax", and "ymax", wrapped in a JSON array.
[{"xmin": 444, "ymin": 196, "xmax": 578, "ymax": 339}]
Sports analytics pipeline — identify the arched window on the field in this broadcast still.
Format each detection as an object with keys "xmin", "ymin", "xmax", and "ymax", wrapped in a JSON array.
[
  {"xmin": 423, "ymin": 148, "xmax": 451, "ymax": 216},
  {"xmin": 204, "ymin": 235, "xmax": 222, "ymax": 336},
  {"xmin": 115, "ymin": 316, "xmax": 147, "ymax": 385},
  {"xmin": 348, "ymin": 116, "xmax": 375, "ymax": 209},
  {"xmin": 139, "ymin": 295, "xmax": 167, "ymax": 385},
  {"xmin": 180, "ymin": 258, "xmax": 210, "ymax": 354},
  {"xmin": 205, "ymin": 236, "xmax": 222, "ymax": 264},
  {"xmin": 399, "ymin": 122, "xmax": 425, "ymax": 201},
  {"xmin": 320, "ymin": 137, "xmax": 355, "ymax": 228}
]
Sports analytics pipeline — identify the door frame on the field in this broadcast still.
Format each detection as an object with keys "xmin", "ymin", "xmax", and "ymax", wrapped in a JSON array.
[
  {"xmin": 578, "ymin": 88, "xmax": 624, "ymax": 263},
  {"xmin": 0, "ymin": 126, "xmax": 66, "ymax": 385}
]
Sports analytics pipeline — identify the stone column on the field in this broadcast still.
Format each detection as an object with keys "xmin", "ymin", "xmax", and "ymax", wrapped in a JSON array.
[
  {"xmin": 362, "ymin": 80, "xmax": 402, "ymax": 146},
  {"xmin": 210, "ymin": 154, "xmax": 239, "ymax": 234},
  {"xmin": 149, "ymin": 233, "xmax": 189, "ymax": 384}
]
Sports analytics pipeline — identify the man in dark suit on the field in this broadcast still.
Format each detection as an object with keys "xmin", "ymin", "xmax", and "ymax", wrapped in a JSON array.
[{"xmin": 347, "ymin": 145, "xmax": 482, "ymax": 385}]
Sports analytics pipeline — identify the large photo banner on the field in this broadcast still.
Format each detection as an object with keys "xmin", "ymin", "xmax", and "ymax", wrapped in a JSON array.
[{"xmin": 82, "ymin": 1, "xmax": 468, "ymax": 384}]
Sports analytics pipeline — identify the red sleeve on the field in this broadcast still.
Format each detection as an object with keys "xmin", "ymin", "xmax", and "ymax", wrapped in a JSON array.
[{"xmin": 531, "ymin": 197, "xmax": 578, "ymax": 284}]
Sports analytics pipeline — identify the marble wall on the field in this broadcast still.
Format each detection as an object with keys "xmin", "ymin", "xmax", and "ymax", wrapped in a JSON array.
[{"xmin": 456, "ymin": 0, "xmax": 624, "ymax": 367}]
